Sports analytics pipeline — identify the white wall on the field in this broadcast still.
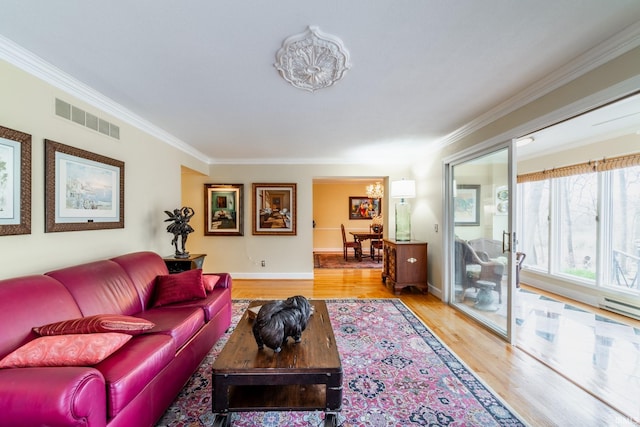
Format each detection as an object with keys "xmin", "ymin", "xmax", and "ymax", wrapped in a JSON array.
[
  {"xmin": 0, "ymin": 60, "xmax": 207, "ymax": 279},
  {"xmin": 182, "ymin": 165, "xmax": 410, "ymax": 279},
  {"xmin": 2, "ymin": 43, "xmax": 639, "ymax": 294}
]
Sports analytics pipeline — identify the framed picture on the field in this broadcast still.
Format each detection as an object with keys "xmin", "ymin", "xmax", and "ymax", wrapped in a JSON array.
[
  {"xmin": 495, "ymin": 185, "xmax": 508, "ymax": 216},
  {"xmin": 45, "ymin": 139, "xmax": 124, "ymax": 232},
  {"xmin": 252, "ymin": 183, "xmax": 296, "ymax": 235},
  {"xmin": 204, "ymin": 183, "xmax": 243, "ymax": 236},
  {"xmin": 0, "ymin": 125, "xmax": 31, "ymax": 236},
  {"xmin": 454, "ymin": 184, "xmax": 480, "ymax": 226},
  {"xmin": 349, "ymin": 196, "xmax": 381, "ymax": 220}
]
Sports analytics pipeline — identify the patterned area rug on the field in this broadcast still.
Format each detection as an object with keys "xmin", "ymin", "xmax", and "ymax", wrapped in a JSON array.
[
  {"xmin": 156, "ymin": 299, "xmax": 526, "ymax": 426},
  {"xmin": 314, "ymin": 253, "xmax": 381, "ymax": 269}
]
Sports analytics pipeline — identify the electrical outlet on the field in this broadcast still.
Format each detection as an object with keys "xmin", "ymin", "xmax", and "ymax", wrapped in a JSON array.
[{"xmin": 261, "ymin": 260, "xmax": 266, "ymax": 267}]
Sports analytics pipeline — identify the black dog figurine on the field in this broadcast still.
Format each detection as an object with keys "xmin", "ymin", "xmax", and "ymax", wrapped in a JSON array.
[{"xmin": 252, "ymin": 295, "xmax": 311, "ymax": 352}]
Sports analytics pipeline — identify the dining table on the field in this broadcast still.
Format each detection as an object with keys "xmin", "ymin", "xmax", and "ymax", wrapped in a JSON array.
[{"xmin": 349, "ymin": 231, "xmax": 383, "ymax": 261}]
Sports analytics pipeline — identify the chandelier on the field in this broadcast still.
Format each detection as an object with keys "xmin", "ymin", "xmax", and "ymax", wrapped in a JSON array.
[{"xmin": 366, "ymin": 182, "xmax": 384, "ymax": 199}]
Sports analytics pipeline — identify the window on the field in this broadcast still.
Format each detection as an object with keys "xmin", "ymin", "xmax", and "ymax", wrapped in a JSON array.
[
  {"xmin": 519, "ymin": 180, "xmax": 549, "ymax": 271},
  {"xmin": 557, "ymin": 174, "xmax": 597, "ymax": 281},
  {"xmin": 608, "ymin": 165, "xmax": 640, "ymax": 291},
  {"xmin": 518, "ymin": 164, "xmax": 640, "ymax": 295}
]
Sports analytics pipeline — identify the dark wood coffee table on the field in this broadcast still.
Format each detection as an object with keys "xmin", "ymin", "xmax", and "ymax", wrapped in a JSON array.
[{"xmin": 212, "ymin": 300, "xmax": 342, "ymax": 427}]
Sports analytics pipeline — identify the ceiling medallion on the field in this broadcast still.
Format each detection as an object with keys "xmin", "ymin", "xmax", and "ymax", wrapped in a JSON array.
[{"xmin": 275, "ymin": 26, "xmax": 351, "ymax": 92}]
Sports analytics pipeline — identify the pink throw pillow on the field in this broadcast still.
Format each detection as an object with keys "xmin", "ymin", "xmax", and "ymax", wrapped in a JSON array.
[
  {"xmin": 153, "ymin": 269, "xmax": 206, "ymax": 307},
  {"xmin": 0, "ymin": 333, "xmax": 131, "ymax": 369},
  {"xmin": 33, "ymin": 314, "xmax": 155, "ymax": 336},
  {"xmin": 203, "ymin": 274, "xmax": 221, "ymax": 292}
]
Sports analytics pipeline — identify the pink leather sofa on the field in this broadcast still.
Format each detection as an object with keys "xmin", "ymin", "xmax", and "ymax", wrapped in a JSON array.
[{"xmin": 0, "ymin": 251, "xmax": 232, "ymax": 427}]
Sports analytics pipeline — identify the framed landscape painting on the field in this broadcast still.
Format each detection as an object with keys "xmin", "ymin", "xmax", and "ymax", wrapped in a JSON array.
[
  {"xmin": 252, "ymin": 183, "xmax": 296, "ymax": 235},
  {"xmin": 204, "ymin": 183, "xmax": 243, "ymax": 236},
  {"xmin": 0, "ymin": 125, "xmax": 31, "ymax": 236},
  {"xmin": 45, "ymin": 139, "xmax": 124, "ymax": 232}
]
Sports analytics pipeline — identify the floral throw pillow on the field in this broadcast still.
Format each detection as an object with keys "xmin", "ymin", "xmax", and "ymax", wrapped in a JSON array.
[{"xmin": 0, "ymin": 333, "xmax": 131, "ymax": 369}]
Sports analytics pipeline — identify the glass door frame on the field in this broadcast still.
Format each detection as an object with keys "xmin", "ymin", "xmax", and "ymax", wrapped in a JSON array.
[{"xmin": 443, "ymin": 140, "xmax": 517, "ymax": 343}]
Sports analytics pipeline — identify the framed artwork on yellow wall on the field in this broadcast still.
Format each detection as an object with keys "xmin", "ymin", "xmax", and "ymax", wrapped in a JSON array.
[{"xmin": 349, "ymin": 196, "xmax": 381, "ymax": 220}]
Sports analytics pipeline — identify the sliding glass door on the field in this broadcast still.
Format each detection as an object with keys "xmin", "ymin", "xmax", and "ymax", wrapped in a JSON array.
[{"xmin": 446, "ymin": 143, "xmax": 517, "ymax": 341}]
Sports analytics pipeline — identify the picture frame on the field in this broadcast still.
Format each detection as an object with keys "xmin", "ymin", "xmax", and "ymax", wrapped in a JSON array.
[
  {"xmin": 204, "ymin": 183, "xmax": 243, "ymax": 236},
  {"xmin": 349, "ymin": 196, "xmax": 381, "ymax": 220},
  {"xmin": 495, "ymin": 185, "xmax": 508, "ymax": 216},
  {"xmin": 45, "ymin": 139, "xmax": 124, "ymax": 232},
  {"xmin": 454, "ymin": 184, "xmax": 480, "ymax": 226},
  {"xmin": 252, "ymin": 183, "xmax": 296, "ymax": 235},
  {"xmin": 0, "ymin": 125, "xmax": 31, "ymax": 236}
]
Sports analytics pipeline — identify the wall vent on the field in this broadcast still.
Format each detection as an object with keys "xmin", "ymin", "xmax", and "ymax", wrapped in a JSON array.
[
  {"xmin": 599, "ymin": 296, "xmax": 640, "ymax": 321},
  {"xmin": 55, "ymin": 98, "xmax": 120, "ymax": 140}
]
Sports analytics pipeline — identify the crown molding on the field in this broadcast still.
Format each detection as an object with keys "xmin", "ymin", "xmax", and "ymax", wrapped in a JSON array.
[
  {"xmin": 435, "ymin": 21, "xmax": 640, "ymax": 150},
  {"xmin": 0, "ymin": 35, "xmax": 211, "ymax": 162}
]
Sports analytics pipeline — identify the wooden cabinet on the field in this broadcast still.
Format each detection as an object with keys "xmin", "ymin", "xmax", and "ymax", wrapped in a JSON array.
[
  {"xmin": 382, "ymin": 240, "xmax": 427, "ymax": 295},
  {"xmin": 163, "ymin": 253, "xmax": 206, "ymax": 274}
]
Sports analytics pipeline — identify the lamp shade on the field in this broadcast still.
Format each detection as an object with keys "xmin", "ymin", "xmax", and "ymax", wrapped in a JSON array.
[{"xmin": 391, "ymin": 180, "xmax": 415, "ymax": 199}]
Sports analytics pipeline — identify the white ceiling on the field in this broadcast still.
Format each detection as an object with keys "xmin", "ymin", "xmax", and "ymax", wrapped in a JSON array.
[{"xmin": 1, "ymin": 1, "xmax": 640, "ymax": 164}]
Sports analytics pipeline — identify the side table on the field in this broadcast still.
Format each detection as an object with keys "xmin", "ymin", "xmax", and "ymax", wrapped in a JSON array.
[
  {"xmin": 474, "ymin": 280, "xmax": 498, "ymax": 311},
  {"xmin": 163, "ymin": 253, "xmax": 206, "ymax": 274},
  {"xmin": 382, "ymin": 240, "xmax": 428, "ymax": 295}
]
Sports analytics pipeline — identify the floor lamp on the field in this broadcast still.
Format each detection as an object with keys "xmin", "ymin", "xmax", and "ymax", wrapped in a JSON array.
[{"xmin": 391, "ymin": 179, "xmax": 415, "ymax": 241}]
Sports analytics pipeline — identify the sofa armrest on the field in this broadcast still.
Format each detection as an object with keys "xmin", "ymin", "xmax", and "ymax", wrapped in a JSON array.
[
  {"xmin": 0, "ymin": 367, "xmax": 106, "ymax": 427},
  {"xmin": 206, "ymin": 272, "xmax": 232, "ymax": 290}
]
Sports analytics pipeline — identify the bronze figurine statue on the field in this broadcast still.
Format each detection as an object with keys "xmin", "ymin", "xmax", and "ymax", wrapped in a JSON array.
[{"xmin": 164, "ymin": 207, "xmax": 195, "ymax": 258}]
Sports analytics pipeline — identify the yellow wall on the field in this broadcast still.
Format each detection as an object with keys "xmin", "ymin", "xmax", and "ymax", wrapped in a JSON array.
[
  {"xmin": 313, "ymin": 180, "xmax": 387, "ymax": 252},
  {"xmin": 0, "ymin": 59, "xmax": 208, "ymax": 279}
]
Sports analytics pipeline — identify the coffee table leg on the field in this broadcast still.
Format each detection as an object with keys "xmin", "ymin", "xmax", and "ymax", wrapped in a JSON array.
[
  {"xmin": 325, "ymin": 413, "xmax": 337, "ymax": 427},
  {"xmin": 213, "ymin": 414, "xmax": 230, "ymax": 427}
]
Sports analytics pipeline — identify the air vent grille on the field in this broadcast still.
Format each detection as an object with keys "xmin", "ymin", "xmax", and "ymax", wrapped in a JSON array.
[{"xmin": 55, "ymin": 98, "xmax": 120, "ymax": 140}]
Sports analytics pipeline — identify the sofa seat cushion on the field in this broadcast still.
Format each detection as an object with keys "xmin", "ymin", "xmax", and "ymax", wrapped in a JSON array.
[
  {"xmin": 164, "ymin": 287, "xmax": 231, "ymax": 322},
  {"xmin": 137, "ymin": 307, "xmax": 205, "ymax": 349},
  {"xmin": 95, "ymin": 333, "xmax": 175, "ymax": 419}
]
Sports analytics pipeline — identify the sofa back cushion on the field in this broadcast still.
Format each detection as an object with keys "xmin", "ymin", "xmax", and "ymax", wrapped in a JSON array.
[
  {"xmin": 110, "ymin": 252, "xmax": 169, "ymax": 309},
  {"xmin": 47, "ymin": 260, "xmax": 142, "ymax": 316},
  {"xmin": 0, "ymin": 275, "xmax": 82, "ymax": 359}
]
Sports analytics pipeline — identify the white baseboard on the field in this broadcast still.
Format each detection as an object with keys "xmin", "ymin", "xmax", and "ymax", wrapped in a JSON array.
[{"xmin": 230, "ymin": 272, "xmax": 314, "ymax": 280}]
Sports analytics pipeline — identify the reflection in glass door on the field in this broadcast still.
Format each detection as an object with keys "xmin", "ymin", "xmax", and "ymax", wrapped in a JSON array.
[{"xmin": 448, "ymin": 145, "xmax": 515, "ymax": 341}]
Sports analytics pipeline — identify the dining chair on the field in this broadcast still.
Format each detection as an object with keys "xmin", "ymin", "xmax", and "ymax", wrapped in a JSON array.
[
  {"xmin": 369, "ymin": 224, "xmax": 383, "ymax": 262},
  {"xmin": 341, "ymin": 224, "xmax": 361, "ymax": 261}
]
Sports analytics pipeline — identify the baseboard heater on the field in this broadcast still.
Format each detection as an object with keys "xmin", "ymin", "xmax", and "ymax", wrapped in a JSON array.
[{"xmin": 599, "ymin": 296, "xmax": 640, "ymax": 321}]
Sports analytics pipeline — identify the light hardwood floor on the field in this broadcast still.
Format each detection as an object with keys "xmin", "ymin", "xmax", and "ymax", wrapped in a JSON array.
[{"xmin": 232, "ymin": 268, "xmax": 637, "ymax": 427}]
